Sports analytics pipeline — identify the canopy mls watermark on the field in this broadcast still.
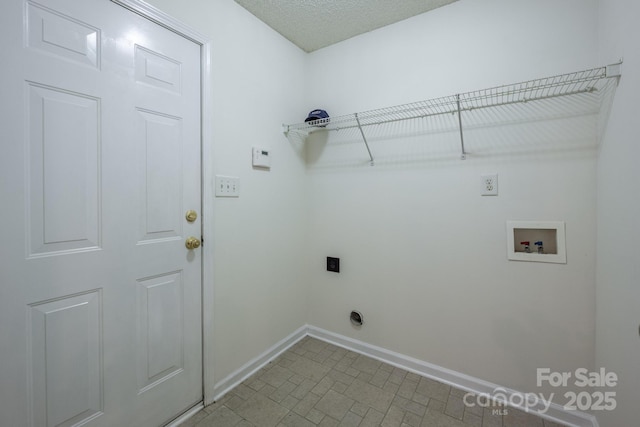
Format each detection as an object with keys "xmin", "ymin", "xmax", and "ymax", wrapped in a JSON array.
[{"xmin": 463, "ymin": 368, "xmax": 618, "ymax": 415}]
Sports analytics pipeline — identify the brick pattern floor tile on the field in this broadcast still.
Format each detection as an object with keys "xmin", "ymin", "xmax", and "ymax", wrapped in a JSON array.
[{"xmin": 182, "ymin": 337, "xmax": 567, "ymax": 427}]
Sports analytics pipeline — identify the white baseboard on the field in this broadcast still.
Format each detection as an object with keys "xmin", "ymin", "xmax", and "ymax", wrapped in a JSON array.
[
  {"xmin": 212, "ymin": 325, "xmax": 308, "ymax": 401},
  {"xmin": 212, "ymin": 324, "xmax": 598, "ymax": 427}
]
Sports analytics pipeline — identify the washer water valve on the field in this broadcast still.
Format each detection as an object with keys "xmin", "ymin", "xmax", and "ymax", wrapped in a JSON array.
[
  {"xmin": 520, "ymin": 241, "xmax": 531, "ymax": 253},
  {"xmin": 534, "ymin": 241, "xmax": 544, "ymax": 254}
]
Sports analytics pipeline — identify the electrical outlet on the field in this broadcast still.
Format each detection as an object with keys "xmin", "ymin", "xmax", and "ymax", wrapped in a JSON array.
[
  {"xmin": 215, "ymin": 175, "xmax": 240, "ymax": 197},
  {"xmin": 481, "ymin": 173, "xmax": 498, "ymax": 196}
]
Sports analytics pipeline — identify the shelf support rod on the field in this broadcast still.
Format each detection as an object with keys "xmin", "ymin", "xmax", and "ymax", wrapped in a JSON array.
[
  {"xmin": 456, "ymin": 94, "xmax": 467, "ymax": 160},
  {"xmin": 355, "ymin": 113, "xmax": 374, "ymax": 166}
]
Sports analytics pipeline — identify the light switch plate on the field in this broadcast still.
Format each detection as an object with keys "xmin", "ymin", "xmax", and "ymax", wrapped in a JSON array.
[{"xmin": 215, "ymin": 175, "xmax": 239, "ymax": 197}]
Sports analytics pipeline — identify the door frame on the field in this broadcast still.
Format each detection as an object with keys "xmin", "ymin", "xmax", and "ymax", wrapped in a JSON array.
[{"xmin": 111, "ymin": 0, "xmax": 215, "ymax": 406}]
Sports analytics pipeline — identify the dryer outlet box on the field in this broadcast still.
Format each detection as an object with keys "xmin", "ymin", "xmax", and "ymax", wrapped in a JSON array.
[{"xmin": 327, "ymin": 257, "xmax": 340, "ymax": 273}]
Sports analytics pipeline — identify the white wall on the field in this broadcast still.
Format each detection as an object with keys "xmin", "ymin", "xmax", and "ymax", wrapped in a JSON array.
[
  {"xmin": 143, "ymin": 0, "xmax": 309, "ymax": 385},
  {"xmin": 596, "ymin": 0, "xmax": 640, "ymax": 425},
  {"xmin": 304, "ymin": 0, "xmax": 600, "ymax": 397}
]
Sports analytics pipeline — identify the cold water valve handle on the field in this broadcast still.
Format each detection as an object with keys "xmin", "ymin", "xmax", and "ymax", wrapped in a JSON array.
[
  {"xmin": 520, "ymin": 241, "xmax": 531, "ymax": 253},
  {"xmin": 534, "ymin": 241, "xmax": 544, "ymax": 254}
]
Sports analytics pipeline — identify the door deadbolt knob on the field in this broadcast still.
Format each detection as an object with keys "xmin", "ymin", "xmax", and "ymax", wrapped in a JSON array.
[
  {"xmin": 185, "ymin": 236, "xmax": 201, "ymax": 250},
  {"xmin": 185, "ymin": 210, "xmax": 197, "ymax": 222}
]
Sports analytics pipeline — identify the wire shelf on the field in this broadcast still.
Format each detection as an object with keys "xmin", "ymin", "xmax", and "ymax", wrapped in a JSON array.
[{"xmin": 283, "ymin": 63, "xmax": 621, "ymax": 164}]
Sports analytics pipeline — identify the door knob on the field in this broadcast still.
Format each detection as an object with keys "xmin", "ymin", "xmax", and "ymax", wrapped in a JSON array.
[{"xmin": 185, "ymin": 236, "xmax": 201, "ymax": 250}]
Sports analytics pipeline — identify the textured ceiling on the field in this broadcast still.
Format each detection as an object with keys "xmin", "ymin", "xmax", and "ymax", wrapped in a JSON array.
[{"xmin": 234, "ymin": 0, "xmax": 459, "ymax": 53}]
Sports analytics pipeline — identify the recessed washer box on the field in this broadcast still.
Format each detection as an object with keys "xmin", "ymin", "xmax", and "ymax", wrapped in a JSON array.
[{"xmin": 507, "ymin": 221, "xmax": 566, "ymax": 264}]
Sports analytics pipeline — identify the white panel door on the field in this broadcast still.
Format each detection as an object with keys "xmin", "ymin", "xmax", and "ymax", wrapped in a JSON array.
[{"xmin": 0, "ymin": 0, "xmax": 203, "ymax": 426}]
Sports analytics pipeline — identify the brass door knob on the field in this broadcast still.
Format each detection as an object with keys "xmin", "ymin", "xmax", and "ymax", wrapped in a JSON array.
[
  {"xmin": 185, "ymin": 210, "xmax": 198, "ymax": 222},
  {"xmin": 185, "ymin": 236, "xmax": 201, "ymax": 250}
]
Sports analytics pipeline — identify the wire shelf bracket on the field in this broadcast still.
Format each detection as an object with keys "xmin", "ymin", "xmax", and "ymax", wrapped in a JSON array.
[
  {"xmin": 455, "ymin": 94, "xmax": 466, "ymax": 160},
  {"xmin": 354, "ymin": 113, "xmax": 375, "ymax": 166},
  {"xmin": 283, "ymin": 62, "xmax": 622, "ymax": 164}
]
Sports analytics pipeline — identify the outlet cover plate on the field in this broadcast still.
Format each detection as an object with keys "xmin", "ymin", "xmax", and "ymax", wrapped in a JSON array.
[{"xmin": 481, "ymin": 173, "xmax": 498, "ymax": 196}]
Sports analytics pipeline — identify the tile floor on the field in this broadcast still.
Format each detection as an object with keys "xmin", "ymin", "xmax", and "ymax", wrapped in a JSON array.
[{"xmin": 181, "ymin": 337, "xmax": 567, "ymax": 427}]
